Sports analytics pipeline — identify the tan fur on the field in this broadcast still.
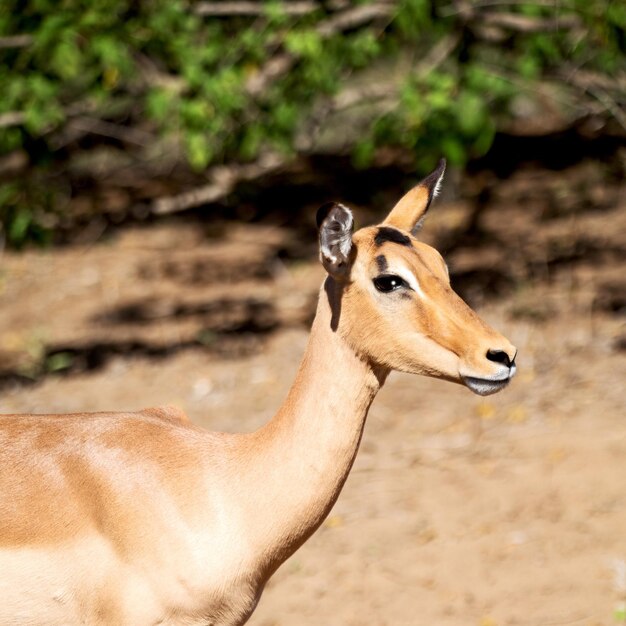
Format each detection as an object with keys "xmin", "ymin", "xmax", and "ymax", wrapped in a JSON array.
[
  {"xmin": 0, "ymin": 172, "xmax": 516, "ymax": 625},
  {"xmin": 342, "ymin": 229, "xmax": 515, "ymax": 380},
  {"xmin": 383, "ymin": 185, "xmax": 430, "ymax": 231}
]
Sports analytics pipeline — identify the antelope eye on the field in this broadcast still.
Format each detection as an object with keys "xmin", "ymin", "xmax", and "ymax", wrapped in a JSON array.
[{"xmin": 373, "ymin": 275, "xmax": 408, "ymax": 293}]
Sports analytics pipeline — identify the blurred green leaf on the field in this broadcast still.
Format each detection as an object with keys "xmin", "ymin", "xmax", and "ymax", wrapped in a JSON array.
[
  {"xmin": 46, "ymin": 352, "xmax": 74, "ymax": 373},
  {"xmin": 457, "ymin": 92, "xmax": 486, "ymax": 137},
  {"xmin": 50, "ymin": 36, "xmax": 82, "ymax": 79},
  {"xmin": 0, "ymin": 0, "xmax": 623, "ymax": 246},
  {"xmin": 353, "ymin": 139, "xmax": 376, "ymax": 169},
  {"xmin": 285, "ymin": 30, "xmax": 323, "ymax": 58},
  {"xmin": 185, "ymin": 132, "xmax": 212, "ymax": 171},
  {"xmin": 146, "ymin": 88, "xmax": 175, "ymax": 123}
]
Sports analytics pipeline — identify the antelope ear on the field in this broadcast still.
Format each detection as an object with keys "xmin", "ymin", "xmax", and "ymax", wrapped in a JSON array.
[
  {"xmin": 383, "ymin": 158, "xmax": 446, "ymax": 234},
  {"xmin": 316, "ymin": 202, "xmax": 354, "ymax": 278}
]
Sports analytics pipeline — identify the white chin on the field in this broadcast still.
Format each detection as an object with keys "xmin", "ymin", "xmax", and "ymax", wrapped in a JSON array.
[{"xmin": 463, "ymin": 376, "xmax": 510, "ymax": 396}]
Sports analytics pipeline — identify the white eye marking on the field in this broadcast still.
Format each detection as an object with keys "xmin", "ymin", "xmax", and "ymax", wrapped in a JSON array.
[{"xmin": 388, "ymin": 265, "xmax": 426, "ymax": 299}]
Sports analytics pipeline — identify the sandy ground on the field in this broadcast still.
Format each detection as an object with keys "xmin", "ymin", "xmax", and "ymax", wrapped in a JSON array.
[{"xmin": 1, "ymin": 209, "xmax": 625, "ymax": 625}]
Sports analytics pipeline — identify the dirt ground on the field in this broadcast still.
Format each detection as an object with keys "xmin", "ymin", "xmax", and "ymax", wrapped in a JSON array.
[{"xmin": 1, "ymin": 165, "xmax": 625, "ymax": 625}]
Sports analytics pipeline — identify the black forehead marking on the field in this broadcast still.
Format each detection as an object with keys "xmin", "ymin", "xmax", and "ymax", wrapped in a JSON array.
[
  {"xmin": 375, "ymin": 254, "xmax": 388, "ymax": 272},
  {"xmin": 374, "ymin": 226, "xmax": 412, "ymax": 248}
]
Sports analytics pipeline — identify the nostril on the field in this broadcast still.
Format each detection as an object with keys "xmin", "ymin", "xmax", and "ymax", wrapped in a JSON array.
[{"xmin": 486, "ymin": 349, "xmax": 511, "ymax": 368}]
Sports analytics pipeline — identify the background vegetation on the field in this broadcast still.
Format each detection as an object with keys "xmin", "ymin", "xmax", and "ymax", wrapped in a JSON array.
[{"xmin": 0, "ymin": 0, "xmax": 624, "ymax": 247}]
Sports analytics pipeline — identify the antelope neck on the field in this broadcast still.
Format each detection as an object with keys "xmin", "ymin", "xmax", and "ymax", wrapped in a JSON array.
[{"xmin": 245, "ymin": 280, "xmax": 385, "ymax": 578}]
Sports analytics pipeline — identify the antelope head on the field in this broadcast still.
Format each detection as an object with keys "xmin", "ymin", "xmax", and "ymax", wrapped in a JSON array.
[{"xmin": 317, "ymin": 159, "xmax": 517, "ymax": 396}]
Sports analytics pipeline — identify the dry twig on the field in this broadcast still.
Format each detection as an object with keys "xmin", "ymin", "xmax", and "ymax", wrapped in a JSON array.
[
  {"xmin": 481, "ymin": 11, "xmax": 581, "ymax": 32},
  {"xmin": 0, "ymin": 34, "xmax": 33, "ymax": 49},
  {"xmin": 0, "ymin": 111, "xmax": 26, "ymax": 128},
  {"xmin": 194, "ymin": 1, "xmax": 318, "ymax": 17},
  {"xmin": 68, "ymin": 117, "xmax": 154, "ymax": 147},
  {"xmin": 151, "ymin": 153, "xmax": 286, "ymax": 215}
]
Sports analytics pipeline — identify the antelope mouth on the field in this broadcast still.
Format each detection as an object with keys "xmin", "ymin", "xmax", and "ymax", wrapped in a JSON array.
[{"xmin": 462, "ymin": 375, "xmax": 512, "ymax": 396}]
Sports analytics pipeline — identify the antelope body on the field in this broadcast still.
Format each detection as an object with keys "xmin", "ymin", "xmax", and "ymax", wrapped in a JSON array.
[{"xmin": 0, "ymin": 160, "xmax": 516, "ymax": 625}]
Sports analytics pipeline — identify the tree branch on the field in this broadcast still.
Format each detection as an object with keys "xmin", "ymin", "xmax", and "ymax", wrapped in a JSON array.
[
  {"xmin": 68, "ymin": 117, "xmax": 154, "ymax": 147},
  {"xmin": 246, "ymin": 1, "xmax": 396, "ymax": 96},
  {"xmin": 0, "ymin": 150, "xmax": 28, "ymax": 176},
  {"xmin": 585, "ymin": 87, "xmax": 626, "ymax": 132},
  {"xmin": 0, "ymin": 34, "xmax": 33, "ymax": 49},
  {"xmin": 0, "ymin": 111, "xmax": 25, "ymax": 128},
  {"xmin": 562, "ymin": 67, "xmax": 626, "ymax": 96},
  {"xmin": 294, "ymin": 31, "xmax": 459, "ymax": 152},
  {"xmin": 0, "ymin": 100, "xmax": 118, "ymax": 131},
  {"xmin": 440, "ymin": 0, "xmax": 573, "ymax": 17},
  {"xmin": 481, "ymin": 11, "xmax": 581, "ymax": 33},
  {"xmin": 194, "ymin": 1, "xmax": 318, "ymax": 17},
  {"xmin": 151, "ymin": 153, "xmax": 286, "ymax": 215}
]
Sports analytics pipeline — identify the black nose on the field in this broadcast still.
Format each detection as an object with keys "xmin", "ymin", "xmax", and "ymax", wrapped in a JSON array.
[{"xmin": 486, "ymin": 349, "xmax": 512, "ymax": 368}]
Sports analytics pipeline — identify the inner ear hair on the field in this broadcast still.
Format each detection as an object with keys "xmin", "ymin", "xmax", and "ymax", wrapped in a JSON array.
[
  {"xmin": 316, "ymin": 202, "xmax": 338, "ymax": 229},
  {"xmin": 318, "ymin": 202, "xmax": 354, "ymax": 277},
  {"xmin": 413, "ymin": 157, "xmax": 446, "ymax": 233}
]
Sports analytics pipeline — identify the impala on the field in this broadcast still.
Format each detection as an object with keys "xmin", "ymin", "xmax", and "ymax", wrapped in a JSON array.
[{"xmin": 0, "ymin": 159, "xmax": 516, "ymax": 625}]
